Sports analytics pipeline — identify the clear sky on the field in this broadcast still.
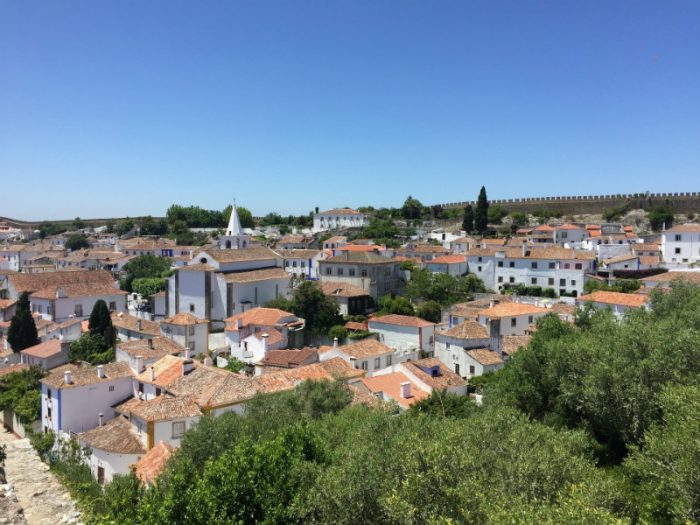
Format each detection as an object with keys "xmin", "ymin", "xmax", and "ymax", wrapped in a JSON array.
[{"xmin": 2, "ymin": 1, "xmax": 699, "ymax": 220}]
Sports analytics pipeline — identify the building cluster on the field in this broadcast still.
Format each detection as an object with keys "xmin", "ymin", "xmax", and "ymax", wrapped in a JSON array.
[{"xmin": 1, "ymin": 203, "xmax": 699, "ymax": 486}]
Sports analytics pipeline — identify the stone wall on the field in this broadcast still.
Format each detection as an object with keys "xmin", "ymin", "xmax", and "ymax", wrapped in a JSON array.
[{"xmin": 438, "ymin": 192, "xmax": 700, "ymax": 215}]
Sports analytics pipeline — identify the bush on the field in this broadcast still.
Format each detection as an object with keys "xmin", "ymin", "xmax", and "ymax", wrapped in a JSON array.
[
  {"xmin": 328, "ymin": 325, "xmax": 348, "ymax": 341},
  {"xmin": 416, "ymin": 301, "xmax": 442, "ymax": 323}
]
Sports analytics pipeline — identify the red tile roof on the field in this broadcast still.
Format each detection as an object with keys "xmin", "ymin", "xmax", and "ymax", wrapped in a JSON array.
[
  {"xmin": 577, "ymin": 291, "xmax": 649, "ymax": 308},
  {"xmin": 368, "ymin": 314, "xmax": 435, "ymax": 328}
]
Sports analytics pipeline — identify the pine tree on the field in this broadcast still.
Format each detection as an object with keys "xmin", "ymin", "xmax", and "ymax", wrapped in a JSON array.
[
  {"xmin": 462, "ymin": 205, "xmax": 474, "ymax": 233},
  {"xmin": 7, "ymin": 292, "xmax": 39, "ymax": 352},
  {"xmin": 89, "ymin": 300, "xmax": 114, "ymax": 350},
  {"xmin": 474, "ymin": 186, "xmax": 490, "ymax": 233}
]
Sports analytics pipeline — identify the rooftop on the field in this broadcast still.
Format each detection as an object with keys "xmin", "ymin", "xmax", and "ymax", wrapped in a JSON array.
[
  {"xmin": 80, "ymin": 416, "xmax": 145, "ymax": 455},
  {"xmin": 323, "ymin": 252, "xmax": 393, "ymax": 265},
  {"xmin": 438, "ymin": 320, "xmax": 489, "ymax": 340},
  {"xmin": 478, "ymin": 302, "xmax": 550, "ymax": 319},
  {"xmin": 360, "ymin": 372, "xmax": 428, "ymax": 409},
  {"xmin": 337, "ymin": 338, "xmax": 394, "ymax": 359},
  {"xmin": 577, "ymin": 291, "xmax": 649, "ymax": 308},
  {"xmin": 162, "ymin": 312, "xmax": 208, "ymax": 326},
  {"xmin": 320, "ymin": 281, "xmax": 370, "ymax": 298},
  {"xmin": 466, "ymin": 349, "xmax": 504, "ymax": 366},
  {"xmin": 117, "ymin": 336, "xmax": 183, "ymax": 359},
  {"xmin": 222, "ymin": 267, "xmax": 289, "ymax": 283},
  {"xmin": 134, "ymin": 441, "xmax": 174, "ymax": 486},
  {"xmin": 224, "ymin": 307, "xmax": 299, "ymax": 331},
  {"xmin": 199, "ymin": 247, "xmax": 280, "ymax": 264},
  {"xmin": 368, "ymin": 314, "xmax": 435, "ymax": 328},
  {"xmin": 403, "ymin": 358, "xmax": 467, "ymax": 390},
  {"xmin": 20, "ymin": 339, "xmax": 65, "ymax": 359},
  {"xmin": 502, "ymin": 335, "xmax": 532, "ymax": 356},
  {"xmin": 111, "ymin": 312, "xmax": 161, "ymax": 335},
  {"xmin": 117, "ymin": 394, "xmax": 202, "ymax": 422},
  {"xmin": 41, "ymin": 361, "xmax": 134, "ymax": 389}
]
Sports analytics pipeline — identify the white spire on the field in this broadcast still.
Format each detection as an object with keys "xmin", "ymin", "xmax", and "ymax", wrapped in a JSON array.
[{"xmin": 226, "ymin": 202, "xmax": 242, "ymax": 236}]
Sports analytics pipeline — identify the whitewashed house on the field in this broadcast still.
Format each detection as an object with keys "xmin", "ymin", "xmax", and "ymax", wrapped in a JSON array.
[
  {"xmin": 576, "ymin": 290, "xmax": 649, "ymax": 318},
  {"xmin": 477, "ymin": 302, "xmax": 549, "ymax": 337},
  {"xmin": 160, "ymin": 312, "xmax": 209, "ymax": 356},
  {"xmin": 367, "ymin": 314, "xmax": 435, "ymax": 358},
  {"xmin": 319, "ymin": 338, "xmax": 395, "ymax": 376},
  {"xmin": 424, "ymin": 255, "xmax": 467, "ymax": 276},
  {"xmin": 313, "ymin": 208, "xmax": 369, "ymax": 233},
  {"xmin": 661, "ymin": 224, "xmax": 700, "ymax": 266},
  {"xmin": 115, "ymin": 336, "xmax": 184, "ymax": 373},
  {"xmin": 463, "ymin": 349, "xmax": 505, "ymax": 378},
  {"xmin": 224, "ymin": 307, "xmax": 304, "ymax": 363},
  {"xmin": 20, "ymin": 339, "xmax": 70, "ymax": 371}
]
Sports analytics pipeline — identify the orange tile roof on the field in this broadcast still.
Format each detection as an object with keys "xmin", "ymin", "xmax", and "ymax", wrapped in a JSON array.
[
  {"xmin": 134, "ymin": 441, "xmax": 174, "ymax": 486},
  {"xmin": 337, "ymin": 244, "xmax": 385, "ymax": 253},
  {"xmin": 438, "ymin": 320, "xmax": 489, "ymax": 339},
  {"xmin": 136, "ymin": 355, "xmax": 195, "ymax": 387},
  {"xmin": 117, "ymin": 394, "xmax": 202, "ymax": 421},
  {"xmin": 466, "ymin": 349, "xmax": 504, "ymax": 366},
  {"xmin": 641, "ymin": 271, "xmax": 700, "ymax": 285},
  {"xmin": 666, "ymin": 223, "xmax": 700, "ymax": 233},
  {"xmin": 80, "ymin": 416, "xmax": 145, "ymax": 455},
  {"xmin": 321, "ymin": 281, "xmax": 370, "ymax": 298},
  {"xmin": 478, "ymin": 303, "xmax": 549, "ymax": 319},
  {"xmin": 577, "ymin": 291, "xmax": 649, "ymax": 308},
  {"xmin": 338, "ymin": 338, "xmax": 394, "ymax": 359},
  {"xmin": 224, "ymin": 307, "xmax": 298, "ymax": 331},
  {"xmin": 162, "ymin": 312, "xmax": 208, "ymax": 325},
  {"xmin": 21, "ymin": 339, "xmax": 64, "ymax": 359},
  {"xmin": 318, "ymin": 208, "xmax": 363, "ymax": 215},
  {"xmin": 344, "ymin": 321, "xmax": 368, "ymax": 331},
  {"xmin": 368, "ymin": 314, "xmax": 435, "ymax": 328},
  {"xmin": 403, "ymin": 358, "xmax": 466, "ymax": 390},
  {"xmin": 0, "ymin": 364, "xmax": 30, "ymax": 378},
  {"xmin": 502, "ymin": 335, "xmax": 532, "ymax": 356},
  {"xmin": 428, "ymin": 255, "xmax": 466, "ymax": 264},
  {"xmin": 360, "ymin": 372, "xmax": 428, "ymax": 409}
]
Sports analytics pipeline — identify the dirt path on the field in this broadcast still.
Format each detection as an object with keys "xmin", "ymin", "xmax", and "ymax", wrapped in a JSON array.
[{"xmin": 0, "ymin": 430, "xmax": 81, "ymax": 525}]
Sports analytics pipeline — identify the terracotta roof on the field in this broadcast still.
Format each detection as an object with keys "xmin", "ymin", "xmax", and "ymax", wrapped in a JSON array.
[
  {"xmin": 639, "ymin": 256, "xmax": 660, "ymax": 266},
  {"xmin": 368, "ymin": 314, "xmax": 435, "ymax": 328},
  {"xmin": 360, "ymin": 372, "xmax": 428, "ymax": 409},
  {"xmin": 555, "ymin": 223, "xmax": 585, "ymax": 231},
  {"xmin": 344, "ymin": 321, "xmax": 368, "ymax": 331},
  {"xmin": 336, "ymin": 245, "xmax": 385, "ymax": 253},
  {"xmin": 134, "ymin": 441, "xmax": 174, "ymax": 486},
  {"xmin": 478, "ymin": 303, "xmax": 549, "ymax": 319},
  {"xmin": 224, "ymin": 307, "xmax": 298, "ymax": 331},
  {"xmin": 41, "ymin": 361, "xmax": 134, "ymax": 389},
  {"xmin": 338, "ymin": 339, "xmax": 393, "ymax": 359},
  {"xmin": 136, "ymin": 355, "xmax": 195, "ymax": 387},
  {"xmin": 277, "ymin": 249, "xmax": 321, "ymax": 258},
  {"xmin": 117, "ymin": 394, "xmax": 202, "ymax": 421},
  {"xmin": 428, "ymin": 255, "xmax": 466, "ymax": 264},
  {"xmin": 260, "ymin": 348, "xmax": 318, "ymax": 367},
  {"xmin": 323, "ymin": 252, "xmax": 393, "ymax": 264},
  {"xmin": 222, "ymin": 268, "xmax": 289, "ymax": 283},
  {"xmin": 466, "ymin": 349, "xmax": 504, "ymax": 366},
  {"xmin": 403, "ymin": 358, "xmax": 467, "ymax": 390},
  {"xmin": 21, "ymin": 339, "xmax": 65, "ymax": 359},
  {"xmin": 549, "ymin": 303, "xmax": 576, "ymax": 316},
  {"xmin": 162, "ymin": 312, "xmax": 207, "ymax": 325},
  {"xmin": 8, "ymin": 270, "xmax": 116, "ymax": 295},
  {"xmin": 167, "ymin": 366, "xmax": 253, "ymax": 408},
  {"xmin": 199, "ymin": 247, "xmax": 280, "ymax": 264},
  {"xmin": 317, "ymin": 356, "xmax": 365, "ymax": 380},
  {"xmin": 111, "ymin": 312, "xmax": 161, "ymax": 335},
  {"xmin": 603, "ymin": 254, "xmax": 638, "ymax": 265},
  {"xmin": 321, "ymin": 281, "xmax": 370, "ymax": 298},
  {"xmin": 467, "ymin": 246, "xmax": 595, "ymax": 261},
  {"xmin": 502, "ymin": 335, "xmax": 532, "ymax": 356},
  {"xmin": 250, "ymin": 328, "xmax": 284, "ymax": 347},
  {"xmin": 117, "ymin": 336, "xmax": 183, "ymax": 359},
  {"xmin": 179, "ymin": 263, "xmax": 217, "ymax": 272},
  {"xmin": 80, "ymin": 416, "xmax": 145, "ymax": 455},
  {"xmin": 438, "ymin": 320, "xmax": 489, "ymax": 339},
  {"xmin": 0, "ymin": 364, "xmax": 30, "ymax": 378},
  {"xmin": 318, "ymin": 208, "xmax": 363, "ymax": 215},
  {"xmin": 0, "ymin": 299, "xmax": 16, "ymax": 309},
  {"xmin": 666, "ymin": 223, "xmax": 700, "ymax": 233},
  {"xmin": 641, "ymin": 271, "xmax": 700, "ymax": 285},
  {"xmin": 577, "ymin": 291, "xmax": 649, "ymax": 308}
]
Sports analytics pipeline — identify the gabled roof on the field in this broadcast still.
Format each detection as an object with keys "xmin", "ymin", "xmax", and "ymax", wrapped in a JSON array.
[
  {"xmin": 502, "ymin": 335, "xmax": 532, "ymax": 356},
  {"xmin": 320, "ymin": 281, "xmax": 370, "ymax": 298},
  {"xmin": 136, "ymin": 355, "xmax": 195, "ymax": 387},
  {"xmin": 8, "ymin": 270, "xmax": 116, "ymax": 295},
  {"xmin": 80, "ymin": 416, "xmax": 145, "ymax": 455},
  {"xmin": 318, "ymin": 208, "xmax": 363, "ymax": 215},
  {"xmin": 428, "ymin": 255, "xmax": 466, "ymax": 264},
  {"xmin": 438, "ymin": 320, "xmax": 489, "ymax": 340},
  {"xmin": 641, "ymin": 271, "xmax": 700, "ymax": 284},
  {"xmin": 20, "ymin": 339, "xmax": 65, "ymax": 359},
  {"xmin": 41, "ymin": 362, "xmax": 134, "ymax": 389},
  {"xmin": 162, "ymin": 312, "xmax": 207, "ymax": 325},
  {"xmin": 199, "ymin": 247, "xmax": 280, "ymax": 264},
  {"xmin": 224, "ymin": 307, "xmax": 299, "ymax": 331},
  {"xmin": 117, "ymin": 394, "xmax": 202, "ymax": 422},
  {"xmin": 117, "ymin": 336, "xmax": 183, "ymax": 359},
  {"xmin": 222, "ymin": 268, "xmax": 289, "ymax": 283},
  {"xmin": 577, "ymin": 291, "xmax": 649, "ymax": 308},
  {"xmin": 665, "ymin": 223, "xmax": 700, "ymax": 233},
  {"xmin": 323, "ymin": 252, "xmax": 393, "ymax": 264},
  {"xmin": 466, "ymin": 349, "xmax": 504, "ymax": 366},
  {"xmin": 369, "ymin": 314, "xmax": 435, "ymax": 329},
  {"xmin": 134, "ymin": 441, "xmax": 174, "ymax": 486},
  {"xmin": 360, "ymin": 372, "xmax": 429, "ymax": 409},
  {"xmin": 260, "ymin": 348, "xmax": 318, "ymax": 367},
  {"xmin": 403, "ymin": 358, "xmax": 467, "ymax": 390},
  {"xmin": 111, "ymin": 312, "xmax": 161, "ymax": 335},
  {"xmin": 337, "ymin": 339, "xmax": 394, "ymax": 359},
  {"xmin": 478, "ymin": 303, "xmax": 549, "ymax": 319}
]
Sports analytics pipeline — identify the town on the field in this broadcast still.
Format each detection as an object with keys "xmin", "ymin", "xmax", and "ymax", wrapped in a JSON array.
[{"xmin": 1, "ymin": 189, "xmax": 699, "ymax": 523}]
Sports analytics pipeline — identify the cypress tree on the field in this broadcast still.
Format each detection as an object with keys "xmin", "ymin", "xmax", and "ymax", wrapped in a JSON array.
[
  {"xmin": 7, "ymin": 292, "xmax": 39, "ymax": 352},
  {"xmin": 462, "ymin": 205, "xmax": 474, "ymax": 233},
  {"xmin": 88, "ymin": 300, "xmax": 114, "ymax": 350},
  {"xmin": 474, "ymin": 186, "xmax": 490, "ymax": 233}
]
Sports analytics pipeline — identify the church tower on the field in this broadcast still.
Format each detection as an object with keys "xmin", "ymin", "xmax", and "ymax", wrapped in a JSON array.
[{"xmin": 218, "ymin": 203, "xmax": 251, "ymax": 249}]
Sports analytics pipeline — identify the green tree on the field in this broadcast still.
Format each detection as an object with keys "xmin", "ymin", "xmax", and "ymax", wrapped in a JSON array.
[
  {"xmin": 88, "ymin": 299, "xmax": 114, "ymax": 349},
  {"xmin": 378, "ymin": 295, "xmax": 415, "ymax": 316},
  {"xmin": 474, "ymin": 186, "xmax": 489, "ymax": 233},
  {"xmin": 69, "ymin": 333, "xmax": 114, "ymax": 364},
  {"xmin": 132, "ymin": 277, "xmax": 167, "ymax": 298},
  {"xmin": 510, "ymin": 211, "xmax": 529, "ymax": 227},
  {"xmin": 648, "ymin": 206, "xmax": 674, "ymax": 232},
  {"xmin": 65, "ymin": 233, "xmax": 90, "ymax": 251},
  {"xmin": 140, "ymin": 216, "xmax": 168, "ymax": 236},
  {"xmin": 72, "ymin": 217, "xmax": 86, "ymax": 230},
  {"xmin": 121, "ymin": 255, "xmax": 172, "ymax": 292},
  {"xmin": 487, "ymin": 205, "xmax": 507, "ymax": 225},
  {"xmin": 401, "ymin": 195, "xmax": 423, "ymax": 221},
  {"xmin": 7, "ymin": 293, "xmax": 39, "ymax": 352},
  {"xmin": 416, "ymin": 300, "xmax": 442, "ymax": 323},
  {"xmin": 0, "ymin": 366, "xmax": 45, "ymax": 423},
  {"xmin": 462, "ymin": 204, "xmax": 474, "ymax": 233},
  {"xmin": 288, "ymin": 281, "xmax": 342, "ymax": 335},
  {"xmin": 328, "ymin": 325, "xmax": 348, "ymax": 341},
  {"xmin": 115, "ymin": 218, "xmax": 135, "ymax": 236}
]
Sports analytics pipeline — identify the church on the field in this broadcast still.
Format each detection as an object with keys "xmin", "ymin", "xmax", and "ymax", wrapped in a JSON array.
[{"xmin": 165, "ymin": 205, "xmax": 292, "ymax": 329}]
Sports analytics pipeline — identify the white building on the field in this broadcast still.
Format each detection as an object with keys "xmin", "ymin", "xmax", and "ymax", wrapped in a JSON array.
[
  {"xmin": 367, "ymin": 314, "xmax": 435, "ymax": 358},
  {"xmin": 278, "ymin": 249, "xmax": 323, "ymax": 279},
  {"xmin": 463, "ymin": 349, "xmax": 505, "ymax": 378},
  {"xmin": 20, "ymin": 339, "xmax": 70, "ymax": 371},
  {"xmin": 476, "ymin": 302, "xmax": 550, "ymax": 337},
  {"xmin": 319, "ymin": 338, "xmax": 395, "ymax": 376},
  {"xmin": 661, "ymin": 224, "xmax": 700, "ymax": 266},
  {"xmin": 424, "ymin": 255, "xmax": 468, "ymax": 276},
  {"xmin": 115, "ymin": 336, "xmax": 184, "ymax": 373},
  {"xmin": 39, "ymin": 362, "xmax": 134, "ymax": 436},
  {"xmin": 313, "ymin": 208, "xmax": 369, "ymax": 233},
  {"xmin": 160, "ymin": 312, "xmax": 209, "ymax": 356},
  {"xmin": 576, "ymin": 290, "xmax": 649, "ymax": 318},
  {"xmin": 224, "ymin": 307, "xmax": 304, "ymax": 363}
]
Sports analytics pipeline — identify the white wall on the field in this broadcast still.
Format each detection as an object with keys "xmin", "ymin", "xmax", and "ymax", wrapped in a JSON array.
[
  {"xmin": 663, "ymin": 231, "xmax": 700, "ymax": 265},
  {"xmin": 87, "ymin": 447, "xmax": 141, "ymax": 484},
  {"xmin": 368, "ymin": 322, "xmax": 434, "ymax": 354}
]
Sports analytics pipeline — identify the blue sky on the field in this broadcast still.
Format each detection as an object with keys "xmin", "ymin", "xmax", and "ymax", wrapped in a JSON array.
[{"xmin": 2, "ymin": 1, "xmax": 699, "ymax": 220}]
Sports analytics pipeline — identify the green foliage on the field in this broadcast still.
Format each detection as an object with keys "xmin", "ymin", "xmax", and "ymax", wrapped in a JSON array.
[
  {"xmin": 398, "ymin": 260, "xmax": 417, "ymax": 271},
  {"xmin": 139, "ymin": 215, "xmax": 168, "ymax": 236},
  {"xmin": 462, "ymin": 204, "xmax": 474, "ymax": 233},
  {"xmin": 603, "ymin": 205, "xmax": 629, "ymax": 222},
  {"xmin": 222, "ymin": 205, "xmax": 255, "ymax": 228},
  {"xmin": 328, "ymin": 325, "xmax": 348, "ymax": 341},
  {"xmin": 377, "ymin": 295, "xmax": 414, "ymax": 316},
  {"xmin": 408, "ymin": 389, "xmax": 479, "ymax": 418},
  {"xmin": 274, "ymin": 281, "xmax": 342, "ymax": 335},
  {"xmin": 0, "ymin": 366, "xmax": 45, "ymax": 423},
  {"xmin": 401, "ymin": 195, "xmax": 423, "ymax": 220},
  {"xmin": 132, "ymin": 277, "xmax": 167, "ymax": 298},
  {"xmin": 166, "ymin": 204, "xmax": 229, "ymax": 228},
  {"xmin": 69, "ymin": 333, "xmax": 115, "ymax": 364},
  {"xmin": 647, "ymin": 205, "xmax": 674, "ymax": 232},
  {"xmin": 416, "ymin": 300, "xmax": 442, "ymax": 322},
  {"xmin": 584, "ymin": 279, "xmax": 641, "ymax": 294},
  {"xmin": 407, "ymin": 268, "xmax": 486, "ymax": 305},
  {"xmin": 30, "ymin": 429, "xmax": 55, "ymax": 459},
  {"xmin": 115, "ymin": 218, "xmax": 135, "ymax": 236},
  {"xmin": 501, "ymin": 283, "xmax": 558, "ymax": 297},
  {"xmin": 347, "ymin": 218, "xmax": 412, "ymax": 248},
  {"xmin": 121, "ymin": 254, "xmax": 172, "ymax": 292},
  {"xmin": 264, "ymin": 295, "xmax": 295, "ymax": 311},
  {"xmin": 38, "ymin": 221, "xmax": 67, "ymax": 239},
  {"xmin": 72, "ymin": 217, "xmax": 86, "ymax": 230},
  {"xmin": 88, "ymin": 299, "xmax": 114, "ymax": 349},
  {"xmin": 347, "ymin": 330, "xmax": 372, "ymax": 340},
  {"xmin": 0, "ymin": 444, "xmax": 6, "ymax": 466},
  {"xmin": 487, "ymin": 205, "xmax": 507, "ymax": 225},
  {"xmin": 475, "ymin": 186, "xmax": 489, "ymax": 233},
  {"xmin": 510, "ymin": 211, "xmax": 529, "ymax": 227},
  {"xmin": 7, "ymin": 292, "xmax": 39, "ymax": 352},
  {"xmin": 65, "ymin": 233, "xmax": 90, "ymax": 251},
  {"xmin": 223, "ymin": 357, "xmax": 246, "ymax": 373}
]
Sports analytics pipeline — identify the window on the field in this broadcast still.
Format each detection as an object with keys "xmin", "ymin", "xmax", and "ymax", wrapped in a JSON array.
[
  {"xmin": 478, "ymin": 257, "xmax": 482, "ymax": 262},
  {"xmin": 498, "ymin": 276, "xmax": 503, "ymax": 283},
  {"xmin": 301, "ymin": 261, "xmax": 306, "ymax": 268},
  {"xmin": 172, "ymin": 421, "xmax": 186, "ymax": 438},
  {"xmin": 360, "ymin": 361, "xmax": 368, "ymax": 370},
  {"xmin": 108, "ymin": 385, "xmax": 115, "ymax": 392},
  {"xmin": 374, "ymin": 357, "xmax": 380, "ymax": 368},
  {"xmin": 675, "ymin": 248, "xmax": 681, "ymax": 255},
  {"xmin": 292, "ymin": 261, "xmax": 297, "ymax": 267},
  {"xmin": 509, "ymin": 261, "xmax": 515, "ymax": 268},
  {"xmin": 560, "ymin": 278, "xmax": 566, "ymax": 286},
  {"xmin": 349, "ymin": 268, "xmax": 356, "ymax": 277},
  {"xmin": 189, "ymin": 326, "xmax": 195, "ymax": 336},
  {"xmin": 564, "ymin": 263, "xmax": 570, "ymax": 269},
  {"xmin": 361, "ymin": 269, "xmax": 368, "ymax": 277},
  {"xmin": 155, "ymin": 388, "xmax": 161, "ymax": 396},
  {"xmin": 528, "ymin": 316, "xmax": 533, "ymax": 323},
  {"xmin": 571, "ymin": 280, "xmax": 576, "ymax": 286},
  {"xmin": 455, "ymin": 363, "xmax": 460, "ymax": 376},
  {"xmin": 497, "ymin": 261, "xmax": 503, "ymax": 267},
  {"xmin": 675, "ymin": 234, "xmax": 682, "ymax": 241},
  {"xmin": 337, "ymin": 268, "xmax": 344, "ymax": 276},
  {"xmin": 548, "ymin": 262, "xmax": 555, "ymax": 269},
  {"xmin": 74, "ymin": 304, "xmax": 83, "ymax": 317},
  {"xmin": 109, "ymin": 301, "xmax": 116, "ymax": 311},
  {"xmin": 509, "ymin": 277, "xmax": 515, "ymax": 283},
  {"xmin": 189, "ymin": 304, "xmax": 195, "ymax": 313},
  {"xmin": 284, "ymin": 260, "xmax": 290, "ymax": 267},
  {"xmin": 575, "ymin": 263, "xmax": 582, "ymax": 270},
  {"xmin": 548, "ymin": 278, "xmax": 554, "ymax": 285},
  {"xmin": 531, "ymin": 262, "xmax": 538, "ymax": 269},
  {"xmin": 531, "ymin": 278, "xmax": 537, "ymax": 284},
  {"xmin": 511, "ymin": 318, "xmax": 517, "ymax": 327},
  {"xmin": 477, "ymin": 266, "xmax": 482, "ymax": 272},
  {"xmin": 469, "ymin": 365, "xmax": 475, "ymax": 375},
  {"xmin": 47, "ymin": 406, "xmax": 51, "ymax": 418},
  {"xmin": 386, "ymin": 354, "xmax": 392, "ymax": 366},
  {"xmin": 138, "ymin": 383, "xmax": 144, "ymax": 393},
  {"xmin": 326, "ymin": 267, "xmax": 332, "ymax": 275}
]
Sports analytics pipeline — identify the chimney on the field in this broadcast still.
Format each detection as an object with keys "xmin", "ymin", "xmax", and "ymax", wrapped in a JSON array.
[
  {"xmin": 236, "ymin": 318, "xmax": 242, "ymax": 330},
  {"xmin": 98, "ymin": 413, "xmax": 104, "ymax": 426},
  {"xmin": 135, "ymin": 355, "xmax": 144, "ymax": 373},
  {"xmin": 203, "ymin": 356, "xmax": 213, "ymax": 366},
  {"xmin": 400, "ymin": 382, "xmax": 412, "ymax": 399},
  {"xmin": 521, "ymin": 244, "xmax": 527, "ymax": 257},
  {"xmin": 333, "ymin": 337, "xmax": 338, "ymax": 348},
  {"xmin": 182, "ymin": 358, "xmax": 195, "ymax": 375},
  {"xmin": 64, "ymin": 370, "xmax": 73, "ymax": 385},
  {"xmin": 97, "ymin": 365, "xmax": 105, "ymax": 379},
  {"xmin": 149, "ymin": 366, "xmax": 155, "ymax": 382},
  {"xmin": 147, "ymin": 338, "xmax": 153, "ymax": 350},
  {"xmin": 184, "ymin": 347, "xmax": 191, "ymax": 359},
  {"xmin": 137, "ymin": 319, "xmax": 142, "ymax": 331},
  {"xmin": 261, "ymin": 333, "xmax": 269, "ymax": 354}
]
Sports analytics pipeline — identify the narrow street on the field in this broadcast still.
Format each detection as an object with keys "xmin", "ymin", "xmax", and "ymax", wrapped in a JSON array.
[{"xmin": 0, "ymin": 430, "xmax": 81, "ymax": 525}]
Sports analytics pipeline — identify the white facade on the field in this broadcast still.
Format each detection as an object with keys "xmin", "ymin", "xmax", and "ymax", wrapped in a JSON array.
[
  {"xmin": 367, "ymin": 321, "xmax": 434, "ymax": 356},
  {"xmin": 160, "ymin": 322, "xmax": 208, "ymax": 356},
  {"xmin": 662, "ymin": 226, "xmax": 700, "ymax": 266},
  {"xmin": 319, "ymin": 345, "xmax": 394, "ymax": 376},
  {"xmin": 313, "ymin": 209, "xmax": 369, "ymax": 232},
  {"xmin": 31, "ymin": 292, "xmax": 127, "ymax": 323},
  {"xmin": 87, "ymin": 447, "xmax": 141, "ymax": 485},
  {"xmin": 463, "ymin": 352, "xmax": 504, "ymax": 379}
]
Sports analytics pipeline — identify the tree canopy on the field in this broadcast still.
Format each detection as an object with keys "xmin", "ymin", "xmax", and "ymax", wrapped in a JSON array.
[
  {"xmin": 7, "ymin": 292, "xmax": 39, "ymax": 352},
  {"xmin": 462, "ymin": 204, "xmax": 474, "ymax": 233},
  {"xmin": 121, "ymin": 255, "xmax": 172, "ymax": 293},
  {"xmin": 88, "ymin": 300, "xmax": 115, "ymax": 349},
  {"xmin": 474, "ymin": 186, "xmax": 489, "ymax": 233},
  {"xmin": 65, "ymin": 233, "xmax": 90, "ymax": 251},
  {"xmin": 406, "ymin": 268, "xmax": 486, "ymax": 305},
  {"xmin": 266, "ymin": 281, "xmax": 342, "ymax": 335}
]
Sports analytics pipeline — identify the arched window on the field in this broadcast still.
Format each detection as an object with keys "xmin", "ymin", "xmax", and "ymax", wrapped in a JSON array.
[
  {"xmin": 225, "ymin": 240, "xmax": 231, "ymax": 249},
  {"xmin": 200, "ymin": 257, "xmax": 208, "ymax": 264}
]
